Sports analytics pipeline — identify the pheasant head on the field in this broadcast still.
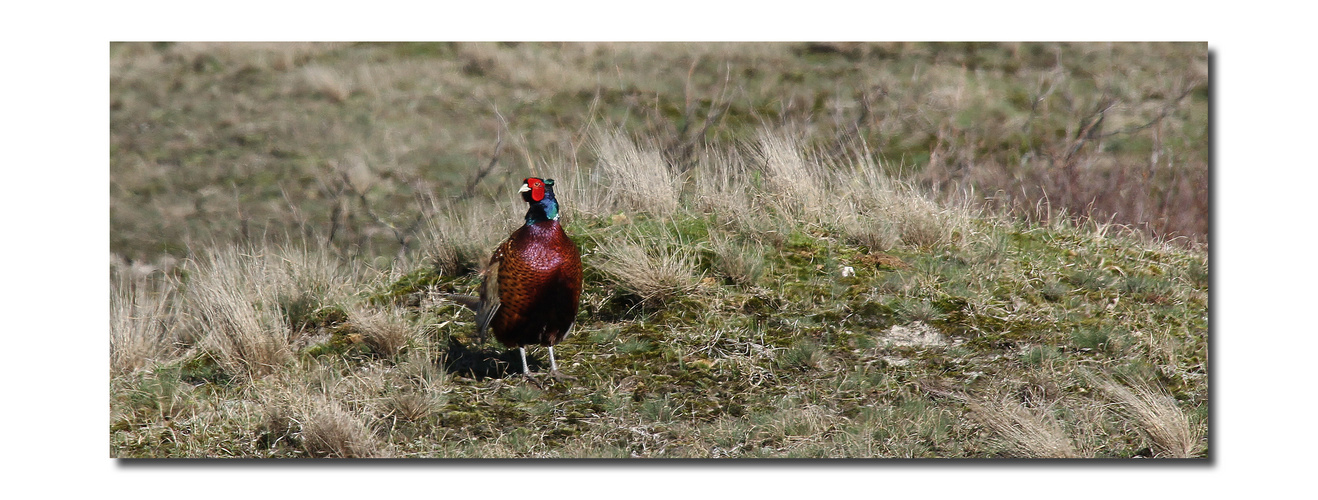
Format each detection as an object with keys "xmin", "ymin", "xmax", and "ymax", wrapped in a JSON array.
[{"xmin": 520, "ymin": 177, "xmax": 560, "ymax": 224}]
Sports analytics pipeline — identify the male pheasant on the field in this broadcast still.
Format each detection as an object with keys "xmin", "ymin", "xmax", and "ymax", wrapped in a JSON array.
[{"xmin": 448, "ymin": 177, "xmax": 583, "ymax": 378}]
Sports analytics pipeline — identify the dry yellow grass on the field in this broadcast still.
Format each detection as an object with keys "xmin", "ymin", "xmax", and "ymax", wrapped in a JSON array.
[
  {"xmin": 968, "ymin": 397, "xmax": 1082, "ymax": 458},
  {"xmin": 176, "ymin": 244, "xmax": 361, "ymax": 378},
  {"xmin": 1092, "ymin": 374, "xmax": 1205, "ymax": 458},
  {"xmin": 184, "ymin": 249, "xmax": 295, "ymax": 378},
  {"xmin": 347, "ymin": 305, "xmax": 416, "ymax": 358},
  {"xmin": 592, "ymin": 132, "xmax": 682, "ymax": 216},
  {"xmin": 757, "ymin": 133, "xmax": 828, "ymax": 220},
  {"xmin": 420, "ymin": 201, "xmax": 510, "ymax": 276},
  {"xmin": 253, "ymin": 367, "xmax": 393, "ymax": 458},
  {"xmin": 110, "ymin": 268, "xmax": 179, "ymax": 376},
  {"xmin": 300, "ymin": 394, "xmax": 391, "ymax": 458},
  {"xmin": 595, "ymin": 233, "xmax": 702, "ymax": 304}
]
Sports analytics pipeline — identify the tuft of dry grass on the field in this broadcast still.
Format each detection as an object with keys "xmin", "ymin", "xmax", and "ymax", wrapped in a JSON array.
[
  {"xmin": 183, "ymin": 249, "xmax": 295, "ymax": 378},
  {"xmin": 687, "ymin": 132, "xmax": 974, "ymax": 252},
  {"xmin": 886, "ymin": 192, "xmax": 968, "ymax": 248},
  {"xmin": 693, "ymin": 149, "xmax": 789, "ymax": 248},
  {"xmin": 385, "ymin": 390, "xmax": 443, "ymax": 423},
  {"xmin": 300, "ymin": 395, "xmax": 389, "ymax": 458},
  {"xmin": 838, "ymin": 153, "xmax": 974, "ymax": 250},
  {"xmin": 756, "ymin": 133, "xmax": 828, "ymax": 219},
  {"xmin": 556, "ymin": 163, "xmax": 611, "ymax": 221},
  {"xmin": 968, "ymin": 396, "xmax": 1081, "ymax": 458},
  {"xmin": 593, "ymin": 132, "xmax": 682, "ymax": 216},
  {"xmin": 110, "ymin": 269, "xmax": 180, "ymax": 376},
  {"xmin": 838, "ymin": 215, "xmax": 901, "ymax": 252},
  {"xmin": 708, "ymin": 232, "xmax": 766, "ymax": 287},
  {"xmin": 596, "ymin": 234, "xmax": 701, "ymax": 304},
  {"xmin": 180, "ymin": 244, "xmax": 360, "ymax": 378},
  {"xmin": 1091, "ymin": 374, "xmax": 1205, "ymax": 458},
  {"xmin": 347, "ymin": 305, "xmax": 416, "ymax": 358},
  {"xmin": 252, "ymin": 362, "xmax": 398, "ymax": 458}
]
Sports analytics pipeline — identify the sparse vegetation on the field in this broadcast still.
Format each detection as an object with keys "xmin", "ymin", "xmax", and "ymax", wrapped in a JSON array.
[{"xmin": 111, "ymin": 42, "xmax": 1207, "ymax": 458}]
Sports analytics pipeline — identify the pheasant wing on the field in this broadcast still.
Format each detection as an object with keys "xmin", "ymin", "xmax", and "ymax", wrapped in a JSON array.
[{"xmin": 474, "ymin": 245, "xmax": 506, "ymax": 343}]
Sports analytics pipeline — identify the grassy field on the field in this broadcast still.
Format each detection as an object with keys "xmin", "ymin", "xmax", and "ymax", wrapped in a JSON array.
[{"xmin": 110, "ymin": 42, "xmax": 1208, "ymax": 458}]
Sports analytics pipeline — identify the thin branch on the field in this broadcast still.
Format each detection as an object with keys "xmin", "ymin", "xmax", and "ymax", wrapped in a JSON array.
[
  {"xmin": 1063, "ymin": 99, "xmax": 1117, "ymax": 163},
  {"xmin": 338, "ymin": 169, "xmax": 424, "ymax": 255},
  {"xmin": 459, "ymin": 124, "xmax": 505, "ymax": 201},
  {"xmin": 314, "ymin": 172, "xmax": 348, "ymax": 247},
  {"xmin": 1099, "ymin": 81, "xmax": 1202, "ymax": 139},
  {"xmin": 695, "ymin": 61, "xmax": 735, "ymax": 141}
]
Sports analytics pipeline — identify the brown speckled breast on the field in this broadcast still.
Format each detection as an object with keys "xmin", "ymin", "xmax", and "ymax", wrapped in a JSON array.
[{"xmin": 488, "ymin": 220, "xmax": 583, "ymax": 348}]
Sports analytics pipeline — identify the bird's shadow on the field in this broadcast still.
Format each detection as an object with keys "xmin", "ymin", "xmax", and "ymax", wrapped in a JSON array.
[{"xmin": 438, "ymin": 337, "xmax": 543, "ymax": 380}]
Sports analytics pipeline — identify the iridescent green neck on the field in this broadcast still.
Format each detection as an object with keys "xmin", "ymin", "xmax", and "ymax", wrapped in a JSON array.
[{"xmin": 525, "ymin": 197, "xmax": 559, "ymax": 225}]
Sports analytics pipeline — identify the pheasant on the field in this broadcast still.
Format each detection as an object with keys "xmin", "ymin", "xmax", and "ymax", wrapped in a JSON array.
[{"xmin": 447, "ymin": 177, "xmax": 583, "ymax": 378}]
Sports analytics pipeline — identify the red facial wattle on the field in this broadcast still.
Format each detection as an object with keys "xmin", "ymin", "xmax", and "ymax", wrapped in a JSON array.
[{"xmin": 528, "ymin": 178, "xmax": 546, "ymax": 201}]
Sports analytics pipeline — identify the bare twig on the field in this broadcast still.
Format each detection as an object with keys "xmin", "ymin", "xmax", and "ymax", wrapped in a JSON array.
[
  {"xmin": 338, "ymin": 169, "xmax": 424, "ymax": 258},
  {"xmin": 487, "ymin": 105, "xmax": 537, "ymax": 179},
  {"xmin": 678, "ymin": 55, "xmax": 701, "ymax": 138},
  {"xmin": 669, "ymin": 59, "xmax": 734, "ymax": 172},
  {"xmin": 1063, "ymin": 99, "xmax": 1117, "ymax": 163},
  {"xmin": 459, "ymin": 124, "xmax": 505, "ymax": 201},
  {"xmin": 694, "ymin": 62, "xmax": 735, "ymax": 142},
  {"xmin": 1100, "ymin": 81, "xmax": 1203, "ymax": 139},
  {"xmin": 313, "ymin": 172, "xmax": 349, "ymax": 247}
]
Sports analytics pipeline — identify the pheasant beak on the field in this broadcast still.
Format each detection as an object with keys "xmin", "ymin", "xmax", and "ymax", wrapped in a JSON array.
[{"xmin": 519, "ymin": 183, "xmax": 531, "ymax": 194}]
